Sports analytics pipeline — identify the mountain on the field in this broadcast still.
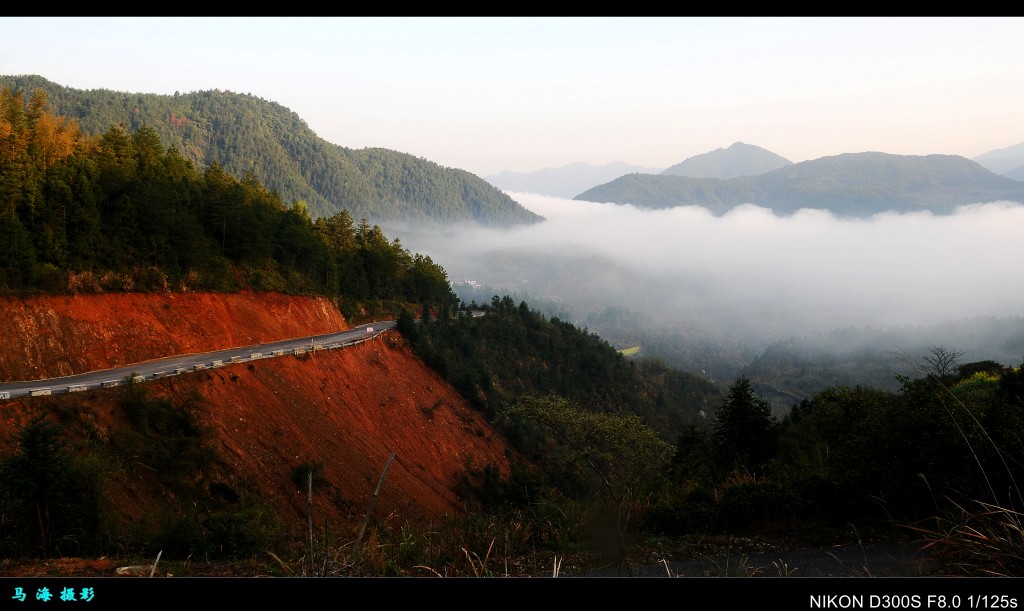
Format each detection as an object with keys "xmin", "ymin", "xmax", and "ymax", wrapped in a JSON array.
[
  {"xmin": 973, "ymin": 140, "xmax": 1024, "ymax": 177},
  {"xmin": 659, "ymin": 142, "xmax": 792, "ymax": 179},
  {"xmin": 575, "ymin": 152, "xmax": 1024, "ymax": 217},
  {"xmin": 482, "ymin": 142, "xmax": 790, "ymax": 199},
  {"xmin": 1006, "ymin": 165, "xmax": 1024, "ymax": 181},
  {"xmin": 485, "ymin": 161, "xmax": 662, "ymax": 198},
  {"xmin": 0, "ymin": 75, "xmax": 541, "ymax": 227}
]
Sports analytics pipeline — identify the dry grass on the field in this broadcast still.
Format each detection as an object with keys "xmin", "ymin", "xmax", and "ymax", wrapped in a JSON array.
[{"xmin": 909, "ymin": 499, "xmax": 1024, "ymax": 577}]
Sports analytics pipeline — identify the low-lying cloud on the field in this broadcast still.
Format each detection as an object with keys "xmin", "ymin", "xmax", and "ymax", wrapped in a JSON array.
[{"xmin": 388, "ymin": 194, "xmax": 1024, "ymax": 347}]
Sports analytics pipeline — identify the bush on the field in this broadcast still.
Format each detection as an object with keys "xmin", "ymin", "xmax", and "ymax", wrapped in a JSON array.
[{"xmin": 0, "ymin": 416, "xmax": 106, "ymax": 556}]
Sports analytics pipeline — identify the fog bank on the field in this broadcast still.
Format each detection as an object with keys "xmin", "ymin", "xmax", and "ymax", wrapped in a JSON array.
[{"xmin": 387, "ymin": 194, "xmax": 1024, "ymax": 346}]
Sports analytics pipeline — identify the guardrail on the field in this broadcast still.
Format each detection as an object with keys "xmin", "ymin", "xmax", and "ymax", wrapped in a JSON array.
[{"xmin": 0, "ymin": 325, "xmax": 392, "ymax": 401}]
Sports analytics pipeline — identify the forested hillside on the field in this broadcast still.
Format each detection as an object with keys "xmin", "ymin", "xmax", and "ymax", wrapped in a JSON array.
[
  {"xmin": 399, "ymin": 296, "xmax": 725, "ymax": 445},
  {"xmin": 0, "ymin": 75, "xmax": 541, "ymax": 226},
  {"xmin": 0, "ymin": 86, "xmax": 456, "ymax": 320}
]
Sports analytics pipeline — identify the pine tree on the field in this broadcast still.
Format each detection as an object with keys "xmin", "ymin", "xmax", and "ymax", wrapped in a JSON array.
[{"xmin": 713, "ymin": 376, "xmax": 778, "ymax": 475}]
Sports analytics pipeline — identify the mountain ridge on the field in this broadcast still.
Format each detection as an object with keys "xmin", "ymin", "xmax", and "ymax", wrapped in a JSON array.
[
  {"xmin": 0, "ymin": 74, "xmax": 541, "ymax": 227},
  {"xmin": 575, "ymin": 151, "xmax": 1024, "ymax": 216},
  {"xmin": 485, "ymin": 161, "xmax": 663, "ymax": 198}
]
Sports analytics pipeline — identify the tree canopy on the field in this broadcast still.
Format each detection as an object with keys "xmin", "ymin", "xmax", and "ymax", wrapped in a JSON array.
[{"xmin": 0, "ymin": 86, "xmax": 457, "ymax": 319}]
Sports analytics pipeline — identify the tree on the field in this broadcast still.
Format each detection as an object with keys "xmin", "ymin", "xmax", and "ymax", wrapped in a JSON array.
[
  {"xmin": 713, "ymin": 376, "xmax": 778, "ymax": 475},
  {"xmin": 500, "ymin": 394, "xmax": 673, "ymax": 574},
  {"xmin": 0, "ymin": 416, "xmax": 102, "ymax": 556},
  {"xmin": 922, "ymin": 346, "xmax": 964, "ymax": 382}
]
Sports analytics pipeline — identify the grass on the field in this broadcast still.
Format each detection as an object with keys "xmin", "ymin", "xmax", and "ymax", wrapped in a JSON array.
[
  {"xmin": 892, "ymin": 350, "xmax": 1024, "ymax": 577},
  {"xmin": 909, "ymin": 499, "xmax": 1024, "ymax": 577}
]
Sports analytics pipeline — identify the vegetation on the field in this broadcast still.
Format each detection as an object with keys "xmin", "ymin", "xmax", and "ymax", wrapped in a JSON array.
[
  {"xmin": 0, "ymin": 86, "xmax": 457, "ymax": 321},
  {"xmin": 0, "ymin": 76, "xmax": 542, "ymax": 226},
  {"xmin": 2, "ymin": 84, "xmax": 1023, "ymax": 577},
  {"xmin": 0, "ymin": 383, "xmax": 285, "ymax": 561},
  {"xmin": 404, "ymin": 299, "xmax": 1024, "ymax": 576}
]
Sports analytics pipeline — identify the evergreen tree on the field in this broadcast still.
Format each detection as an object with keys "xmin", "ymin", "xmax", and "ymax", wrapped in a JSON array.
[{"xmin": 713, "ymin": 376, "xmax": 778, "ymax": 475}]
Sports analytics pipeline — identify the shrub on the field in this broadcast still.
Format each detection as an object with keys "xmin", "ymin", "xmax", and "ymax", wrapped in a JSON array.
[{"xmin": 0, "ymin": 416, "xmax": 106, "ymax": 556}]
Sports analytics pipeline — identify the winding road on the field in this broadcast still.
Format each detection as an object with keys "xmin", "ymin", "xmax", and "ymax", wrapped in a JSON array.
[{"xmin": 0, "ymin": 320, "xmax": 396, "ymax": 402}]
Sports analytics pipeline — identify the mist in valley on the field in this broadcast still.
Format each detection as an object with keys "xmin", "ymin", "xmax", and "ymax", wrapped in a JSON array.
[{"xmin": 385, "ymin": 194, "xmax": 1024, "ymax": 403}]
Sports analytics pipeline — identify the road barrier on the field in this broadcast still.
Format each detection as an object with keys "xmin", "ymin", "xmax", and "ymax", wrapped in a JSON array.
[{"xmin": 0, "ymin": 325, "xmax": 395, "ymax": 400}]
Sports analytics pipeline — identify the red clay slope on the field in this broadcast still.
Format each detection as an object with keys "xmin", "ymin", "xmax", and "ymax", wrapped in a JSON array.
[
  {"xmin": 0, "ymin": 291, "xmax": 350, "ymax": 383},
  {"xmin": 0, "ymin": 292, "xmax": 512, "ymax": 531}
]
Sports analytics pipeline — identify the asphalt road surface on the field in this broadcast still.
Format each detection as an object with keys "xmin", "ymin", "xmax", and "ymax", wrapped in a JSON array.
[{"xmin": 0, "ymin": 320, "xmax": 396, "ymax": 402}]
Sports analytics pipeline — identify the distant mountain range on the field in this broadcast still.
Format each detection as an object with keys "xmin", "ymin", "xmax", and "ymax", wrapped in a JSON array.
[
  {"xmin": 8, "ymin": 75, "xmax": 1022, "ymax": 223},
  {"xmin": 972, "ymin": 141, "xmax": 1024, "ymax": 180},
  {"xmin": 482, "ymin": 143, "xmax": 791, "ymax": 198},
  {"xmin": 487, "ymin": 141, "xmax": 1024, "ymax": 216},
  {"xmin": 575, "ymin": 152, "xmax": 1024, "ymax": 217},
  {"xmin": 0, "ymin": 75, "xmax": 542, "ymax": 228},
  {"xmin": 485, "ymin": 162, "xmax": 663, "ymax": 199}
]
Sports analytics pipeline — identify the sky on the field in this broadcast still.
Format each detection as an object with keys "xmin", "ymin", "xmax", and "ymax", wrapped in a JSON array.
[{"xmin": 2, "ymin": 16, "xmax": 1023, "ymax": 177}]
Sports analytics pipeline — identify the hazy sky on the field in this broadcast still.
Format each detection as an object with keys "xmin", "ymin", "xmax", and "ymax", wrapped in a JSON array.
[{"xmin": 2, "ymin": 17, "xmax": 1023, "ymax": 177}]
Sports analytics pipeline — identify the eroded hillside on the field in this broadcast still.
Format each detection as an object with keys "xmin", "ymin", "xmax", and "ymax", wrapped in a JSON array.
[
  {"xmin": 0, "ymin": 292, "xmax": 513, "ymax": 544},
  {"xmin": 0, "ymin": 292, "xmax": 350, "ymax": 382}
]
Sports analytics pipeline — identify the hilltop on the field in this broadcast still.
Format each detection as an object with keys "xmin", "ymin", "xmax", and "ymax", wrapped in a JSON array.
[
  {"xmin": 0, "ymin": 75, "xmax": 541, "ymax": 226},
  {"xmin": 659, "ymin": 142, "xmax": 792, "ymax": 179}
]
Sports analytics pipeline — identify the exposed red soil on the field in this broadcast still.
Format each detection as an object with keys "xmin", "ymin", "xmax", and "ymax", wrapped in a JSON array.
[
  {"xmin": 149, "ymin": 333, "xmax": 511, "ymax": 524},
  {"xmin": 0, "ymin": 291, "xmax": 350, "ymax": 383},
  {"xmin": 0, "ymin": 292, "xmax": 514, "ymax": 574}
]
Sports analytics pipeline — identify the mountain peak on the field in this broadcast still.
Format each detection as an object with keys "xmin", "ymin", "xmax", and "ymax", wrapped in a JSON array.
[{"xmin": 660, "ymin": 143, "xmax": 793, "ymax": 179}]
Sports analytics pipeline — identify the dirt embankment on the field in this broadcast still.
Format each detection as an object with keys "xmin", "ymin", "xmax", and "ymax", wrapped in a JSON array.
[
  {"xmin": 0, "ymin": 291, "xmax": 350, "ymax": 383},
  {"xmin": 0, "ymin": 291, "xmax": 512, "ymax": 531}
]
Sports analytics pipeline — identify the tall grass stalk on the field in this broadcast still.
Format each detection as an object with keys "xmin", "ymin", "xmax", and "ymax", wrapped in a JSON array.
[{"xmin": 892, "ymin": 348, "xmax": 1024, "ymax": 575}]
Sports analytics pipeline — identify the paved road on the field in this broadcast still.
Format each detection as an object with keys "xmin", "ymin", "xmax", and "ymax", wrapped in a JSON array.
[{"xmin": 0, "ymin": 320, "xmax": 396, "ymax": 401}]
